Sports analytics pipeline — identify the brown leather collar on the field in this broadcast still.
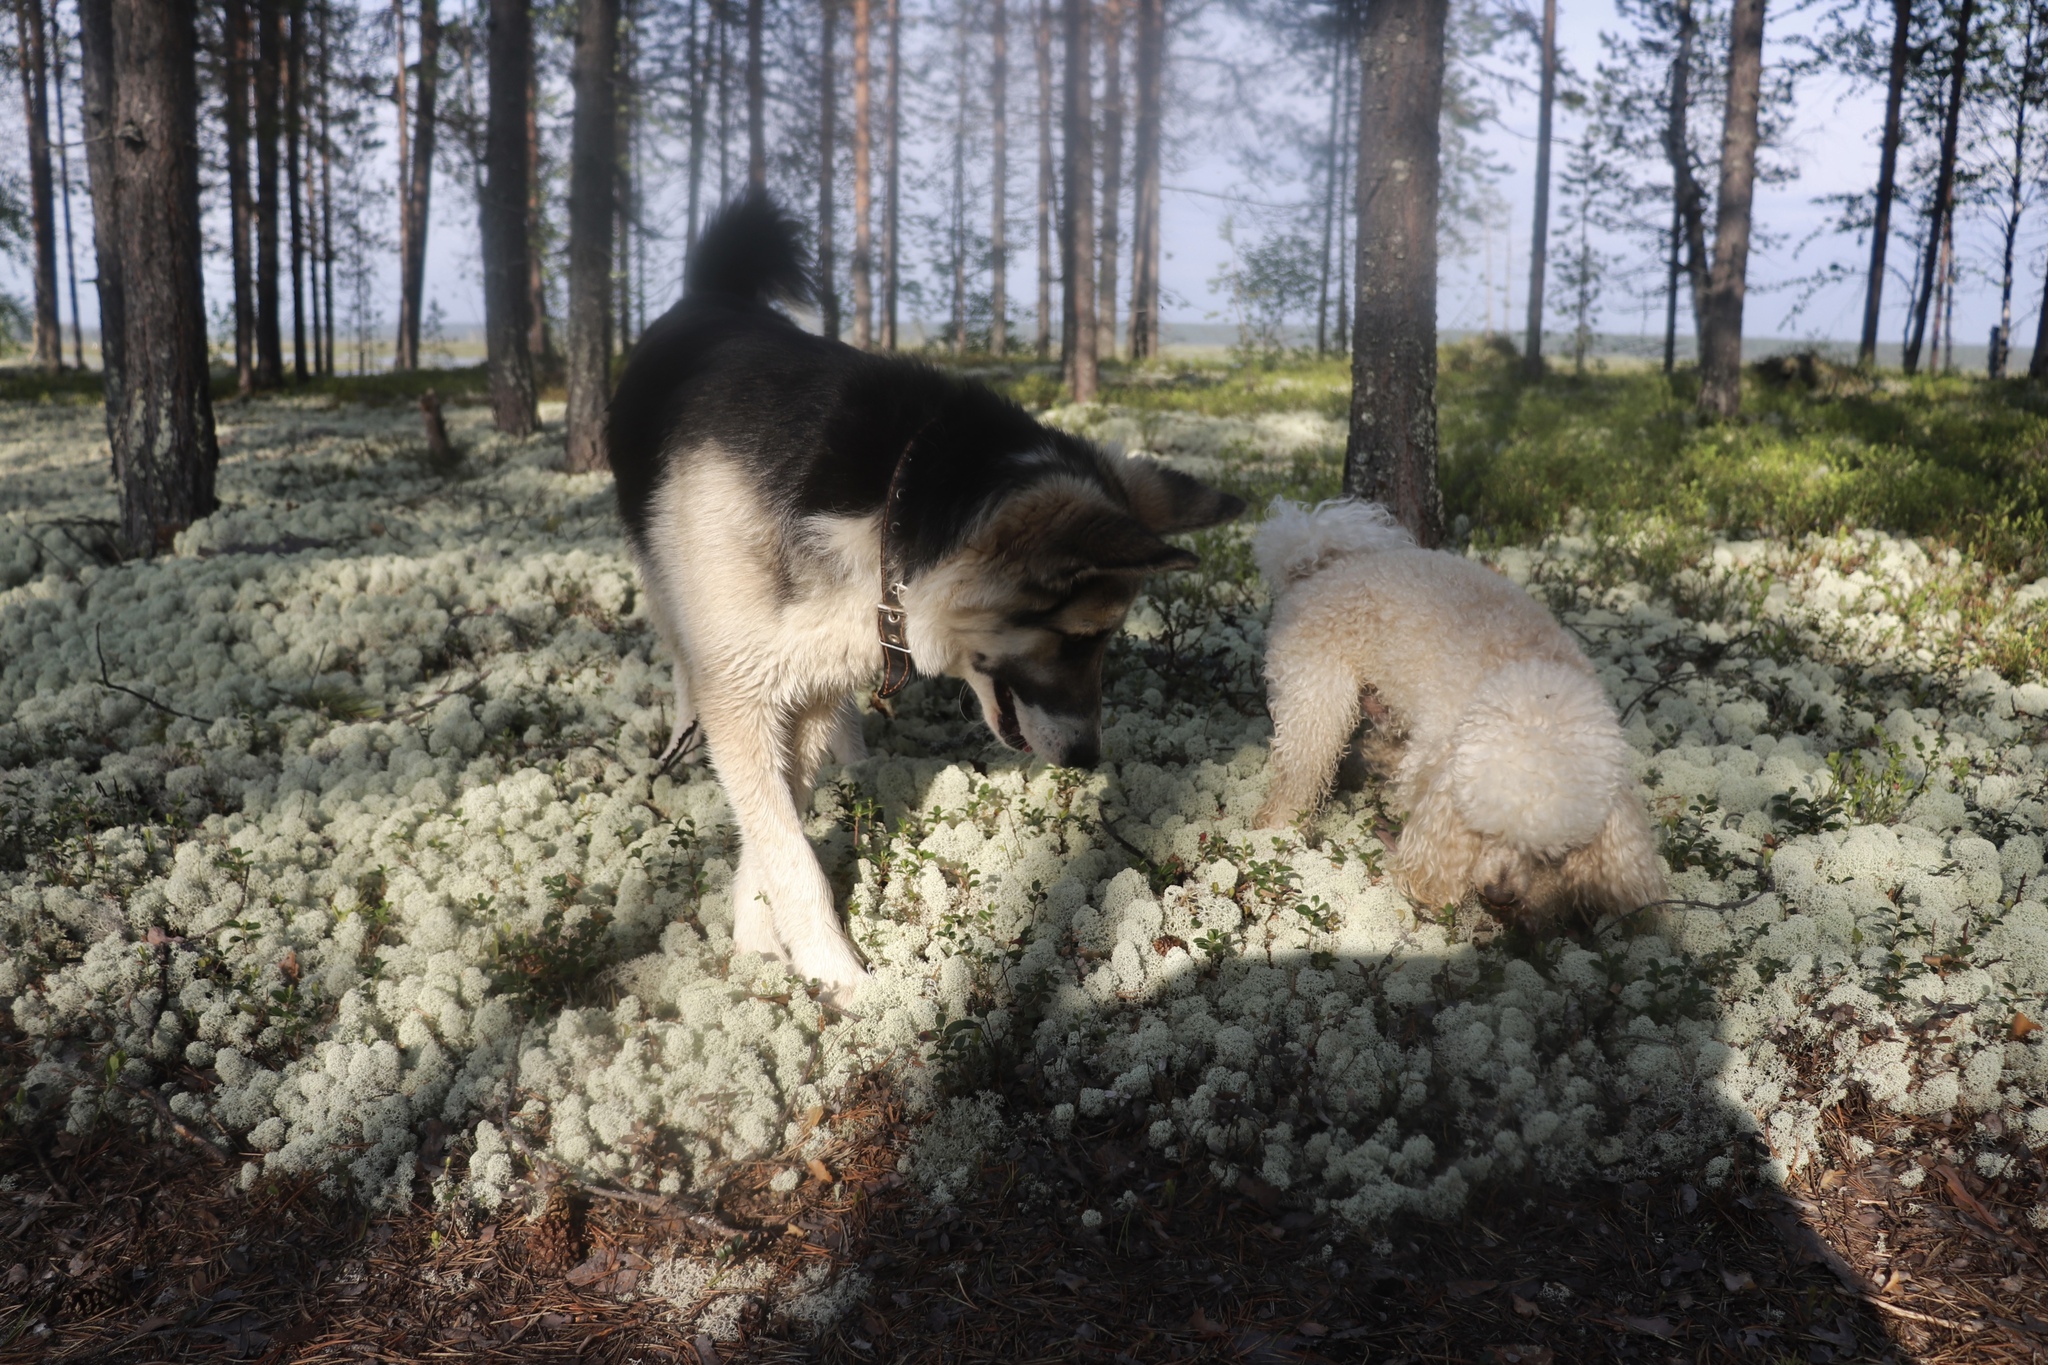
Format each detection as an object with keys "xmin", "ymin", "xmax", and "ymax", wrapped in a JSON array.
[{"xmin": 874, "ymin": 422, "xmax": 936, "ymax": 698}]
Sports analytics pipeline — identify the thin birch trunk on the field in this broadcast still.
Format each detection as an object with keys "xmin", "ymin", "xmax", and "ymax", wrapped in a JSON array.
[
  {"xmin": 1315, "ymin": 21, "xmax": 1341, "ymax": 356},
  {"xmin": 1345, "ymin": 0, "xmax": 1447, "ymax": 544},
  {"xmin": 1061, "ymin": 0, "xmax": 1095, "ymax": 400},
  {"xmin": 565, "ymin": 0, "xmax": 618, "ymax": 470},
  {"xmin": 820, "ymin": 0, "xmax": 839, "ymax": 340},
  {"xmin": 1096, "ymin": 0, "xmax": 1123, "ymax": 361},
  {"xmin": 1127, "ymin": 0, "xmax": 1160, "ymax": 360},
  {"xmin": 1035, "ymin": 0, "xmax": 1052, "ymax": 359},
  {"xmin": 51, "ymin": 0, "xmax": 81, "ymax": 368},
  {"xmin": 319, "ymin": 0, "xmax": 334, "ymax": 374},
  {"xmin": 951, "ymin": 0, "xmax": 968, "ymax": 354},
  {"xmin": 990, "ymin": 0, "xmax": 1007, "ymax": 356},
  {"xmin": 396, "ymin": 0, "xmax": 439, "ymax": 370},
  {"xmin": 482, "ymin": 0, "xmax": 537, "ymax": 434},
  {"xmin": 851, "ymin": 0, "xmax": 872, "ymax": 345},
  {"xmin": 1694, "ymin": 0, "xmax": 1766, "ymax": 419},
  {"xmin": 227, "ymin": 0, "xmax": 256, "ymax": 391},
  {"xmin": 13, "ymin": 0, "xmax": 61, "ymax": 369},
  {"xmin": 1521, "ymin": 0, "xmax": 1556, "ymax": 377},
  {"xmin": 881, "ymin": 0, "xmax": 900, "ymax": 348},
  {"xmin": 1904, "ymin": 0, "xmax": 1974, "ymax": 376},
  {"xmin": 1332, "ymin": 33, "xmax": 1351, "ymax": 353},
  {"xmin": 1859, "ymin": 0, "xmax": 1911, "ymax": 368}
]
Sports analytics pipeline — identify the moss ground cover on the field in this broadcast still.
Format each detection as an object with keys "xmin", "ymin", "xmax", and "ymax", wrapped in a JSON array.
[{"xmin": 3, "ymin": 357, "xmax": 2047, "ymax": 1354}]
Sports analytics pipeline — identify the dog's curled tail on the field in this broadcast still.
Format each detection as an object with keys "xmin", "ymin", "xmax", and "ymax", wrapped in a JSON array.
[
  {"xmin": 1253, "ymin": 496, "xmax": 1415, "ymax": 588},
  {"xmin": 685, "ymin": 188, "xmax": 815, "ymax": 307}
]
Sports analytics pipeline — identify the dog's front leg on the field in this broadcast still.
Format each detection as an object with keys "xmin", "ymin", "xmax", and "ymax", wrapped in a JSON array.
[{"xmin": 706, "ymin": 696, "xmax": 870, "ymax": 996}]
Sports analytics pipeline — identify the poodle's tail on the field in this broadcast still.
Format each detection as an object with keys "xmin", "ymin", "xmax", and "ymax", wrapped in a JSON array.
[
  {"xmin": 1253, "ymin": 497, "xmax": 1415, "ymax": 588},
  {"xmin": 1444, "ymin": 660, "xmax": 1635, "ymax": 859},
  {"xmin": 684, "ymin": 187, "xmax": 815, "ymax": 307}
]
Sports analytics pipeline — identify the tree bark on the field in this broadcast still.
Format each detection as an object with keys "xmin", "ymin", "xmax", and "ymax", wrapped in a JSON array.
[
  {"xmin": 1061, "ymin": 0, "xmax": 1095, "ymax": 400},
  {"xmin": 1127, "ymin": 0, "xmax": 1160, "ymax": 361},
  {"xmin": 990, "ymin": 0, "xmax": 1007, "ymax": 356},
  {"xmin": 1858, "ymin": 0, "xmax": 1911, "ymax": 368},
  {"xmin": 686, "ymin": 0, "xmax": 706, "ymax": 258},
  {"xmin": 616, "ymin": 0, "xmax": 635, "ymax": 350},
  {"xmin": 1990, "ymin": 2, "xmax": 2034, "ymax": 379},
  {"xmin": 286, "ymin": 0, "xmax": 306, "ymax": 380},
  {"xmin": 50, "ymin": 0, "xmax": 84, "ymax": 368},
  {"xmin": 395, "ymin": 0, "xmax": 439, "ymax": 369},
  {"xmin": 13, "ymin": 0, "xmax": 61, "ymax": 369},
  {"xmin": 78, "ymin": 0, "xmax": 120, "ymax": 419},
  {"xmin": 745, "ymin": 0, "xmax": 764, "ymax": 188},
  {"xmin": 565, "ymin": 0, "xmax": 617, "ymax": 471},
  {"xmin": 950, "ymin": 0, "xmax": 967, "ymax": 354},
  {"xmin": 1034, "ymin": 0, "xmax": 1052, "ymax": 359},
  {"xmin": 255, "ymin": 0, "xmax": 283, "ymax": 387},
  {"xmin": 482, "ymin": 0, "xmax": 537, "ymax": 435},
  {"xmin": 317, "ymin": 0, "xmax": 334, "ymax": 374},
  {"xmin": 76, "ymin": 0, "xmax": 220, "ymax": 554},
  {"xmin": 881, "ymin": 0, "xmax": 900, "ymax": 348},
  {"xmin": 2031, "ymin": 248, "xmax": 2048, "ymax": 380},
  {"xmin": 1903, "ymin": 0, "xmax": 1973, "ymax": 377},
  {"xmin": 1333, "ymin": 38, "xmax": 1351, "ymax": 352},
  {"xmin": 1694, "ymin": 0, "xmax": 1766, "ymax": 420},
  {"xmin": 1345, "ymin": 0, "xmax": 1446, "ymax": 546},
  {"xmin": 226, "ymin": 0, "xmax": 256, "ymax": 392},
  {"xmin": 1521, "ymin": 0, "xmax": 1556, "ymax": 378},
  {"xmin": 851, "ymin": 0, "xmax": 873, "ymax": 346},
  {"xmin": 1096, "ymin": 0, "xmax": 1123, "ymax": 361},
  {"xmin": 527, "ymin": 42, "xmax": 549, "ymax": 361},
  {"xmin": 819, "ymin": 0, "xmax": 839, "ymax": 339},
  {"xmin": 1315, "ymin": 22, "xmax": 1342, "ymax": 356},
  {"xmin": 1665, "ymin": 0, "xmax": 1708, "ymax": 362}
]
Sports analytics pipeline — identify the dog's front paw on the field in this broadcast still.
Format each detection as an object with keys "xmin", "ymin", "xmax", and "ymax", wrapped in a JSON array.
[{"xmin": 786, "ymin": 931, "xmax": 871, "ymax": 1004}]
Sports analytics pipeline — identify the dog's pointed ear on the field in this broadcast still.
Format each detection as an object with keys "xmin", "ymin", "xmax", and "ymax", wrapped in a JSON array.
[
  {"xmin": 1117, "ymin": 457, "xmax": 1247, "ymax": 534},
  {"xmin": 1023, "ymin": 510, "xmax": 1199, "ymax": 587}
]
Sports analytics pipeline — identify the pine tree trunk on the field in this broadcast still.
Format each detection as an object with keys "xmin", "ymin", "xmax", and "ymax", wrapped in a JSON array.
[
  {"xmin": 527, "ymin": 51, "xmax": 549, "ymax": 360},
  {"xmin": 482, "ymin": 0, "xmax": 537, "ymax": 435},
  {"xmin": 1061, "ymin": 0, "xmax": 1095, "ymax": 400},
  {"xmin": 1345, "ymin": 0, "xmax": 1446, "ymax": 545},
  {"xmin": 565, "ymin": 0, "xmax": 617, "ymax": 471},
  {"xmin": 881, "ymin": 0, "xmax": 900, "ymax": 348},
  {"xmin": 76, "ymin": 0, "xmax": 220, "ymax": 554},
  {"xmin": 1314, "ymin": 24, "xmax": 1341, "ymax": 356},
  {"xmin": 255, "ymin": 0, "xmax": 283, "ymax": 387},
  {"xmin": 2030, "ymin": 250, "xmax": 2048, "ymax": 380},
  {"xmin": 1333, "ymin": 40, "xmax": 1350, "ymax": 352},
  {"xmin": 1127, "ymin": 0, "xmax": 1160, "ymax": 361},
  {"xmin": 14, "ymin": 0, "xmax": 62, "ymax": 369},
  {"xmin": 1521, "ymin": 0, "xmax": 1556, "ymax": 378},
  {"xmin": 950, "ymin": 0, "xmax": 967, "ymax": 354},
  {"xmin": 686, "ymin": 0, "xmax": 706, "ymax": 257},
  {"xmin": 286, "ymin": 0, "xmax": 307, "ymax": 380},
  {"xmin": 395, "ymin": 0, "xmax": 438, "ymax": 369},
  {"xmin": 226, "ymin": 0, "xmax": 256, "ymax": 393},
  {"xmin": 745, "ymin": 0, "xmax": 764, "ymax": 188},
  {"xmin": 1034, "ymin": 0, "xmax": 1052, "ymax": 359},
  {"xmin": 318, "ymin": 0, "xmax": 334, "ymax": 374},
  {"xmin": 1904, "ymin": 0, "xmax": 1973, "ymax": 376},
  {"xmin": 851, "ymin": 0, "xmax": 872, "ymax": 346},
  {"xmin": 990, "ymin": 0, "xmax": 1007, "ymax": 356},
  {"xmin": 78, "ymin": 0, "xmax": 120, "ymax": 420},
  {"xmin": 1858, "ymin": 0, "xmax": 1911, "ymax": 368},
  {"xmin": 1096, "ymin": 0, "xmax": 1123, "ymax": 361},
  {"xmin": 819, "ymin": 0, "xmax": 839, "ymax": 339},
  {"xmin": 1665, "ymin": 0, "xmax": 1708, "ymax": 361},
  {"xmin": 1694, "ymin": 0, "xmax": 1766, "ymax": 420},
  {"xmin": 50, "ymin": 0, "xmax": 83, "ymax": 368},
  {"xmin": 616, "ymin": 0, "xmax": 634, "ymax": 351}
]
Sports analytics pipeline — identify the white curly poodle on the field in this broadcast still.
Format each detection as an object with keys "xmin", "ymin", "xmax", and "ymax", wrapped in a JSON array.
[{"xmin": 1251, "ymin": 497, "xmax": 1664, "ymax": 922}]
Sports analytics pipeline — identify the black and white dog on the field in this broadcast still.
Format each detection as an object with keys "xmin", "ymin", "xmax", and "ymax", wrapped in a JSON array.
[{"xmin": 609, "ymin": 192, "xmax": 1243, "ymax": 997}]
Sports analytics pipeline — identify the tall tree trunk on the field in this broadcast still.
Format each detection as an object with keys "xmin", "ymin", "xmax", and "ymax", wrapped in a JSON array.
[
  {"xmin": 1904, "ymin": 0, "xmax": 1973, "ymax": 376},
  {"xmin": 527, "ymin": 45, "xmax": 549, "ymax": 360},
  {"xmin": 851, "ymin": 0, "xmax": 872, "ymax": 345},
  {"xmin": 1694, "ymin": 0, "xmax": 1766, "ymax": 420},
  {"xmin": 716, "ymin": 0, "xmax": 730, "ymax": 199},
  {"xmin": 1127, "ymin": 0, "xmax": 1160, "ymax": 361},
  {"xmin": 1521, "ymin": 0, "xmax": 1556, "ymax": 377},
  {"xmin": 2031, "ymin": 246, "xmax": 2048, "ymax": 379},
  {"xmin": 990, "ymin": 0, "xmax": 1007, "ymax": 356},
  {"xmin": 950, "ymin": 0, "xmax": 967, "ymax": 354},
  {"xmin": 78, "ymin": 0, "xmax": 120, "ymax": 423},
  {"xmin": 1665, "ymin": 0, "xmax": 1708, "ymax": 361},
  {"xmin": 14, "ymin": 0, "xmax": 61, "ymax": 369},
  {"xmin": 881, "ymin": 0, "xmax": 900, "ymax": 348},
  {"xmin": 745, "ymin": 0, "xmax": 764, "ymax": 188},
  {"xmin": 1096, "ymin": 0, "xmax": 1123, "ymax": 361},
  {"xmin": 819, "ymin": 0, "xmax": 839, "ymax": 339},
  {"xmin": 226, "ymin": 0, "xmax": 256, "ymax": 392},
  {"xmin": 617, "ymin": 0, "xmax": 634, "ymax": 351},
  {"xmin": 304, "ymin": 65, "xmax": 321, "ymax": 373},
  {"xmin": 1345, "ymin": 0, "xmax": 1446, "ymax": 545},
  {"xmin": 50, "ymin": 0, "xmax": 82, "ymax": 368},
  {"xmin": 1939, "ymin": 217, "xmax": 1955, "ymax": 371},
  {"xmin": 482, "ymin": 0, "xmax": 537, "ymax": 434},
  {"xmin": 686, "ymin": 0, "xmax": 705, "ymax": 256},
  {"xmin": 287, "ymin": 0, "xmax": 306, "ymax": 380},
  {"xmin": 396, "ymin": 0, "xmax": 439, "ymax": 369},
  {"xmin": 1315, "ymin": 22, "xmax": 1342, "ymax": 356},
  {"xmin": 77, "ymin": 0, "xmax": 220, "ymax": 554},
  {"xmin": 1662, "ymin": 197, "xmax": 1680, "ymax": 374},
  {"xmin": 255, "ymin": 0, "xmax": 283, "ymax": 386},
  {"xmin": 1034, "ymin": 0, "xmax": 1052, "ymax": 359},
  {"xmin": 318, "ymin": 0, "xmax": 335, "ymax": 375},
  {"xmin": 1992, "ymin": 4, "xmax": 2034, "ymax": 378},
  {"xmin": 1333, "ymin": 38, "xmax": 1351, "ymax": 352},
  {"xmin": 1859, "ymin": 0, "xmax": 1911, "ymax": 368},
  {"xmin": 1061, "ymin": 0, "xmax": 1095, "ymax": 400},
  {"xmin": 565, "ymin": 0, "xmax": 617, "ymax": 471}
]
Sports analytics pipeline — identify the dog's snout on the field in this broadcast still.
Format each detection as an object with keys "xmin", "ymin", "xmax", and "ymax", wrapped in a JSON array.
[
  {"xmin": 1480, "ymin": 880, "xmax": 1521, "ymax": 909},
  {"xmin": 1055, "ymin": 736, "xmax": 1101, "ymax": 769}
]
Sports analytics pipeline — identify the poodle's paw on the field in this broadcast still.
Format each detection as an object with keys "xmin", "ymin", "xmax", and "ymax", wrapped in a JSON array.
[{"xmin": 1253, "ymin": 796, "xmax": 1298, "ymax": 830}]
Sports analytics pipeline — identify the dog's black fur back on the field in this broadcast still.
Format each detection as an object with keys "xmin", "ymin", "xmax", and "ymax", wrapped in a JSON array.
[{"xmin": 610, "ymin": 193, "xmax": 1122, "ymax": 578}]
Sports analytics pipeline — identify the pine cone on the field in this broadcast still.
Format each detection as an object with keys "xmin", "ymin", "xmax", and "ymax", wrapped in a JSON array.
[{"xmin": 526, "ymin": 1186, "xmax": 579, "ymax": 1274}]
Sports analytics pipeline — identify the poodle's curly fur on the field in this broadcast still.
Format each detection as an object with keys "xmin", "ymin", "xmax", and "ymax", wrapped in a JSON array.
[{"xmin": 1252, "ymin": 498, "xmax": 1664, "ymax": 922}]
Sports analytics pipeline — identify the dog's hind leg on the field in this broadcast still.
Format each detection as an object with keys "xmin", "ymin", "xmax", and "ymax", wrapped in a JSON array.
[{"xmin": 1255, "ymin": 648, "xmax": 1364, "ymax": 829}]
